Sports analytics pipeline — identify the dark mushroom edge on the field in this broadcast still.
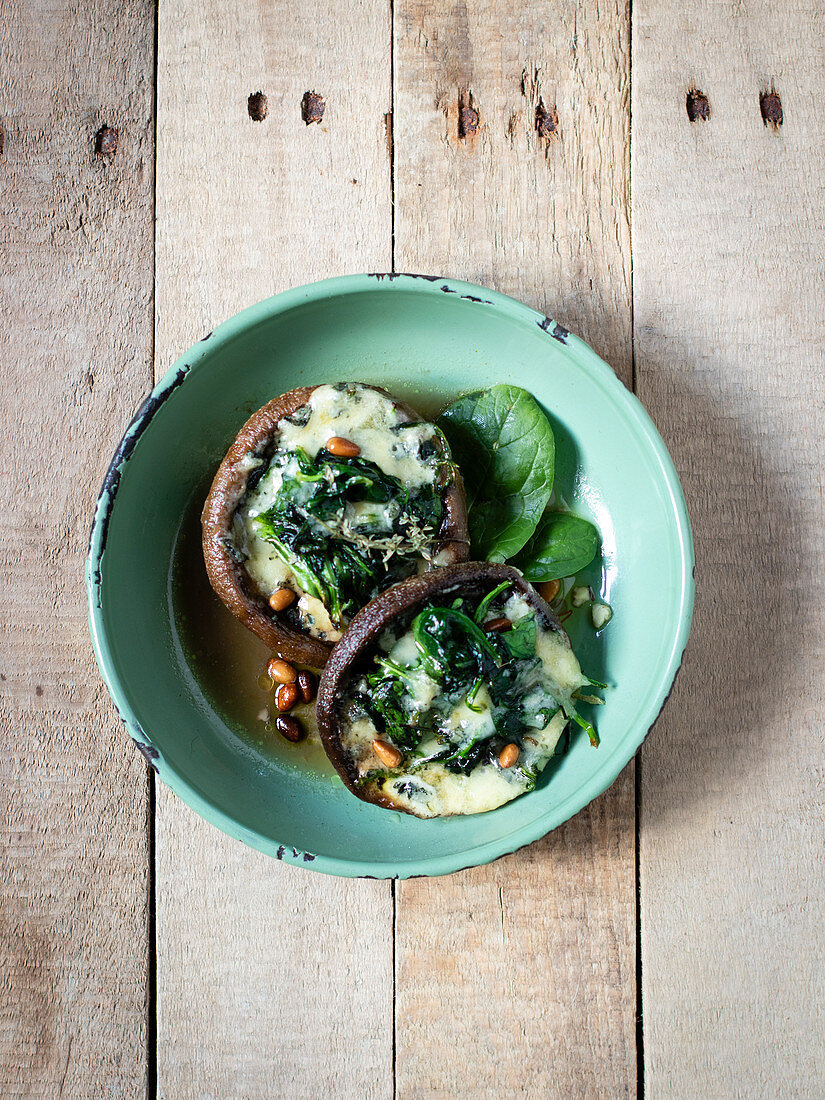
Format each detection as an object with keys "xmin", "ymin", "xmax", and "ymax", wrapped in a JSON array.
[
  {"xmin": 202, "ymin": 383, "xmax": 469, "ymax": 669},
  {"xmin": 316, "ymin": 562, "xmax": 600, "ymax": 818}
]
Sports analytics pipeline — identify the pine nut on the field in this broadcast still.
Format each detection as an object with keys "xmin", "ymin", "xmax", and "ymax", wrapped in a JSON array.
[
  {"xmin": 483, "ymin": 616, "xmax": 512, "ymax": 633},
  {"xmin": 499, "ymin": 743, "xmax": 520, "ymax": 769},
  {"xmin": 325, "ymin": 436, "xmax": 361, "ymax": 457},
  {"xmin": 536, "ymin": 580, "xmax": 561, "ymax": 602},
  {"xmin": 297, "ymin": 670, "xmax": 317, "ymax": 704},
  {"xmin": 276, "ymin": 682, "xmax": 300, "ymax": 712},
  {"xmin": 268, "ymin": 587, "xmax": 296, "ymax": 612},
  {"xmin": 267, "ymin": 658, "xmax": 297, "ymax": 684},
  {"xmin": 275, "ymin": 715, "xmax": 305, "ymax": 743},
  {"xmin": 373, "ymin": 738, "xmax": 402, "ymax": 768}
]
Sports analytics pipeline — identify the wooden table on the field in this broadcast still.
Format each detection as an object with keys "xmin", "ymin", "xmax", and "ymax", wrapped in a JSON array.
[{"xmin": 3, "ymin": 0, "xmax": 823, "ymax": 1095}]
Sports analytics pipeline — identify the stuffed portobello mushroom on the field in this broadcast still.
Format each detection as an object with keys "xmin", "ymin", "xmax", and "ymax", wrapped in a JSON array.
[
  {"xmin": 316, "ymin": 562, "xmax": 600, "ymax": 818},
  {"xmin": 202, "ymin": 382, "xmax": 469, "ymax": 668}
]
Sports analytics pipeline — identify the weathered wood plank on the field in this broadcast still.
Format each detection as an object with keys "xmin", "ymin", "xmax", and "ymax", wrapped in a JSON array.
[
  {"xmin": 0, "ymin": 0, "xmax": 156, "ymax": 1095},
  {"xmin": 393, "ymin": 2, "xmax": 636, "ymax": 1094},
  {"xmin": 634, "ymin": 1, "xmax": 825, "ymax": 1095},
  {"xmin": 154, "ymin": 0, "xmax": 394, "ymax": 1095},
  {"xmin": 394, "ymin": 0, "xmax": 633, "ymax": 368}
]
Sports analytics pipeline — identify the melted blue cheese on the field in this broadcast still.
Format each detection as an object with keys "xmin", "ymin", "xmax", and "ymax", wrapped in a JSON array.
[
  {"xmin": 279, "ymin": 384, "xmax": 438, "ymax": 487},
  {"xmin": 386, "ymin": 711, "xmax": 569, "ymax": 817},
  {"xmin": 234, "ymin": 384, "xmax": 440, "ymax": 640},
  {"xmin": 504, "ymin": 592, "xmax": 587, "ymax": 714},
  {"xmin": 342, "ymin": 594, "xmax": 590, "ymax": 818}
]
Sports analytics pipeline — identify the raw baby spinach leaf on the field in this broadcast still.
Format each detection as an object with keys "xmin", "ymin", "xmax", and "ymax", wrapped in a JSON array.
[
  {"xmin": 514, "ymin": 511, "xmax": 599, "ymax": 582},
  {"xmin": 438, "ymin": 385, "xmax": 555, "ymax": 562}
]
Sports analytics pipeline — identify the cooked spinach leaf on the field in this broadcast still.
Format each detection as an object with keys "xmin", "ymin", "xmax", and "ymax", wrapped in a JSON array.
[
  {"xmin": 412, "ymin": 605, "xmax": 501, "ymax": 685},
  {"xmin": 353, "ymin": 580, "xmax": 602, "ymax": 789},
  {"xmin": 438, "ymin": 385, "xmax": 555, "ymax": 562},
  {"xmin": 355, "ymin": 674, "xmax": 420, "ymax": 750},
  {"xmin": 570, "ymin": 710, "xmax": 599, "ymax": 747},
  {"xmin": 501, "ymin": 613, "xmax": 536, "ymax": 660},
  {"xmin": 473, "ymin": 580, "xmax": 512, "ymax": 625},
  {"xmin": 514, "ymin": 511, "xmax": 600, "ymax": 583},
  {"xmin": 252, "ymin": 446, "xmax": 442, "ymax": 626}
]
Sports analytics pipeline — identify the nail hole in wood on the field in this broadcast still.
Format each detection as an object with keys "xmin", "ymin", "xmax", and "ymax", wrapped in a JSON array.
[
  {"xmin": 247, "ymin": 92, "xmax": 268, "ymax": 122},
  {"xmin": 458, "ymin": 91, "xmax": 479, "ymax": 140},
  {"xmin": 301, "ymin": 91, "xmax": 325, "ymax": 125},
  {"xmin": 760, "ymin": 89, "xmax": 783, "ymax": 128},
  {"xmin": 686, "ymin": 89, "xmax": 711, "ymax": 122},
  {"xmin": 94, "ymin": 125, "xmax": 118, "ymax": 156},
  {"xmin": 535, "ymin": 99, "xmax": 559, "ymax": 141}
]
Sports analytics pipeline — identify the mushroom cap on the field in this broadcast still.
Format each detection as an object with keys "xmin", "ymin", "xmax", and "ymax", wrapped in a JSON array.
[
  {"xmin": 201, "ymin": 384, "xmax": 470, "ymax": 668},
  {"xmin": 316, "ymin": 561, "xmax": 561, "ymax": 812}
]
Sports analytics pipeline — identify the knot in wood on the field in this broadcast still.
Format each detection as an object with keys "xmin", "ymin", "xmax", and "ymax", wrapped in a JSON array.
[
  {"xmin": 535, "ymin": 101, "xmax": 559, "ymax": 140},
  {"xmin": 301, "ymin": 91, "xmax": 325, "ymax": 125},
  {"xmin": 94, "ymin": 125, "xmax": 119, "ymax": 156},
  {"xmin": 686, "ymin": 90, "xmax": 711, "ymax": 122},
  {"xmin": 458, "ymin": 105, "xmax": 479, "ymax": 139},
  {"xmin": 247, "ymin": 91, "xmax": 269, "ymax": 122},
  {"xmin": 760, "ymin": 91, "xmax": 783, "ymax": 128}
]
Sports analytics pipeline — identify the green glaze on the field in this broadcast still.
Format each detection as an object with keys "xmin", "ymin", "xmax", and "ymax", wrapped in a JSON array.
[{"xmin": 87, "ymin": 274, "xmax": 694, "ymax": 878}]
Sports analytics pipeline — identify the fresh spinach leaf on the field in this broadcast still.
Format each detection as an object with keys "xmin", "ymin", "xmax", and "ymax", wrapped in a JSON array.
[
  {"xmin": 514, "ymin": 511, "xmax": 599, "ymax": 582},
  {"xmin": 438, "ymin": 385, "xmax": 555, "ymax": 562}
]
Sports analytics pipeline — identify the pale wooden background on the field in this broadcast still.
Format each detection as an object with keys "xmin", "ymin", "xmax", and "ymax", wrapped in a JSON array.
[{"xmin": 2, "ymin": 0, "xmax": 823, "ymax": 1095}]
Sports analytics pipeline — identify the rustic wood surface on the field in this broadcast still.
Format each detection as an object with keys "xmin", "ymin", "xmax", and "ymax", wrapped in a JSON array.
[
  {"xmin": 393, "ymin": 1, "xmax": 636, "ymax": 1095},
  {"xmin": 0, "ymin": 0, "xmax": 155, "ymax": 1096},
  {"xmin": 2, "ymin": 0, "xmax": 823, "ymax": 1095},
  {"xmin": 634, "ymin": 1, "xmax": 825, "ymax": 1095},
  {"xmin": 153, "ymin": 0, "xmax": 394, "ymax": 1097}
]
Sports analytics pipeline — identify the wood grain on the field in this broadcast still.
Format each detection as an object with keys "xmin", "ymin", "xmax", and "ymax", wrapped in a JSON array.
[
  {"xmin": 634, "ymin": 1, "xmax": 825, "ymax": 1095},
  {"xmin": 394, "ymin": 0, "xmax": 633, "ymax": 368},
  {"xmin": 393, "ymin": 1, "xmax": 637, "ymax": 1095},
  {"xmin": 0, "ymin": 0, "xmax": 155, "ymax": 1095},
  {"xmin": 154, "ymin": 0, "xmax": 394, "ymax": 1095}
]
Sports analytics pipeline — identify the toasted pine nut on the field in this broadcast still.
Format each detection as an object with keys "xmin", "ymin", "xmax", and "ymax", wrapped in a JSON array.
[
  {"xmin": 499, "ymin": 743, "xmax": 520, "ymax": 769},
  {"xmin": 326, "ymin": 436, "xmax": 361, "ymax": 457},
  {"xmin": 275, "ymin": 715, "xmax": 305, "ymax": 743},
  {"xmin": 536, "ymin": 579, "xmax": 561, "ymax": 603},
  {"xmin": 483, "ymin": 616, "xmax": 512, "ymax": 633},
  {"xmin": 268, "ymin": 587, "xmax": 296, "ymax": 612},
  {"xmin": 276, "ymin": 682, "xmax": 300, "ymax": 712},
  {"xmin": 267, "ymin": 658, "xmax": 297, "ymax": 684},
  {"xmin": 373, "ymin": 738, "xmax": 403, "ymax": 768},
  {"xmin": 297, "ymin": 670, "xmax": 317, "ymax": 704}
]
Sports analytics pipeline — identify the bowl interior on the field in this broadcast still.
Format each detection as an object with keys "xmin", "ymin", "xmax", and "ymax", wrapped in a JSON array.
[{"xmin": 89, "ymin": 278, "xmax": 693, "ymax": 877}]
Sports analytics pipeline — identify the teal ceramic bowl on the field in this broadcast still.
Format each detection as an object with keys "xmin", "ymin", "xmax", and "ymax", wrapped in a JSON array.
[{"xmin": 87, "ymin": 274, "xmax": 693, "ymax": 878}]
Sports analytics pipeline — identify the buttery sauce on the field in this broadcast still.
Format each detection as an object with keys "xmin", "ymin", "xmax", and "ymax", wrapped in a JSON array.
[{"xmin": 172, "ymin": 487, "xmax": 336, "ymax": 775}]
